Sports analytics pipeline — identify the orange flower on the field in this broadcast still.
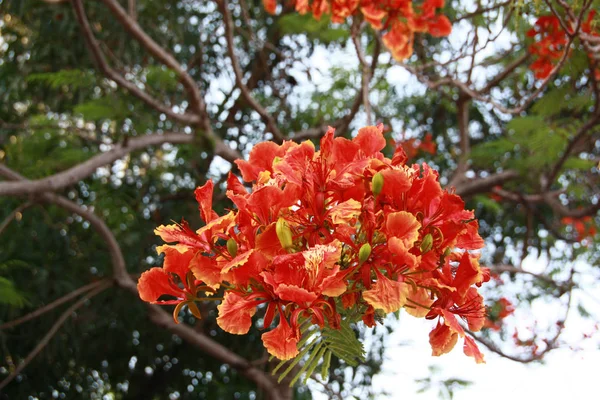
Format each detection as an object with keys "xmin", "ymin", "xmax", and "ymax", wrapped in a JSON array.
[{"xmin": 140, "ymin": 123, "xmax": 489, "ymax": 363}]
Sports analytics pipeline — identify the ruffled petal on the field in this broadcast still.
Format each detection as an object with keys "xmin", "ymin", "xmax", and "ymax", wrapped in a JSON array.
[
  {"xmin": 362, "ymin": 270, "xmax": 409, "ymax": 313},
  {"xmin": 138, "ymin": 268, "xmax": 182, "ymax": 304},
  {"xmin": 216, "ymin": 292, "xmax": 257, "ymax": 335},
  {"xmin": 463, "ymin": 336, "xmax": 485, "ymax": 364},
  {"xmin": 385, "ymin": 211, "xmax": 421, "ymax": 247},
  {"xmin": 262, "ymin": 317, "xmax": 299, "ymax": 360},
  {"xmin": 194, "ymin": 180, "xmax": 218, "ymax": 223},
  {"xmin": 429, "ymin": 321, "xmax": 459, "ymax": 357}
]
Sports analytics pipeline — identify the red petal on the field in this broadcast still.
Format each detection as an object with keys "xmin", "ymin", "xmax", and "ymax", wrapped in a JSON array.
[
  {"xmin": 138, "ymin": 268, "xmax": 182, "ymax": 303},
  {"xmin": 385, "ymin": 211, "xmax": 421, "ymax": 247},
  {"xmin": 226, "ymin": 172, "xmax": 247, "ymax": 196},
  {"xmin": 262, "ymin": 0, "xmax": 277, "ymax": 14},
  {"xmin": 189, "ymin": 252, "xmax": 222, "ymax": 289},
  {"xmin": 262, "ymin": 317, "xmax": 299, "ymax": 360},
  {"xmin": 235, "ymin": 141, "xmax": 282, "ymax": 182},
  {"xmin": 429, "ymin": 15, "xmax": 452, "ymax": 37},
  {"xmin": 456, "ymin": 220, "xmax": 485, "ymax": 249},
  {"xmin": 194, "ymin": 180, "xmax": 218, "ymax": 223},
  {"xmin": 216, "ymin": 292, "xmax": 258, "ymax": 335},
  {"xmin": 275, "ymin": 284, "xmax": 319, "ymax": 303},
  {"xmin": 379, "ymin": 169, "xmax": 412, "ymax": 200},
  {"xmin": 354, "ymin": 125, "xmax": 386, "ymax": 156},
  {"xmin": 453, "ymin": 253, "xmax": 483, "ymax": 299},
  {"xmin": 157, "ymin": 245, "xmax": 195, "ymax": 283},
  {"xmin": 155, "ymin": 221, "xmax": 207, "ymax": 251},
  {"xmin": 362, "ymin": 270, "xmax": 409, "ymax": 313},
  {"xmin": 429, "ymin": 322, "xmax": 459, "ymax": 356},
  {"xmin": 463, "ymin": 336, "xmax": 485, "ymax": 364}
]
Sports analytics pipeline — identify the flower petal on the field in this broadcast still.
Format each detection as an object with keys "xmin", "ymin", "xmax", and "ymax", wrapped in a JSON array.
[
  {"xmin": 157, "ymin": 245, "xmax": 195, "ymax": 282},
  {"xmin": 429, "ymin": 322, "xmax": 459, "ymax": 357},
  {"xmin": 216, "ymin": 292, "xmax": 257, "ymax": 335},
  {"xmin": 189, "ymin": 253, "xmax": 222, "ymax": 289},
  {"xmin": 262, "ymin": 317, "xmax": 299, "ymax": 360},
  {"xmin": 362, "ymin": 270, "xmax": 409, "ymax": 313},
  {"xmin": 354, "ymin": 125, "xmax": 386, "ymax": 156},
  {"xmin": 463, "ymin": 336, "xmax": 485, "ymax": 364},
  {"xmin": 275, "ymin": 284, "xmax": 318, "ymax": 303},
  {"xmin": 385, "ymin": 211, "xmax": 421, "ymax": 247},
  {"xmin": 194, "ymin": 180, "xmax": 218, "ymax": 223},
  {"xmin": 138, "ymin": 268, "xmax": 182, "ymax": 304}
]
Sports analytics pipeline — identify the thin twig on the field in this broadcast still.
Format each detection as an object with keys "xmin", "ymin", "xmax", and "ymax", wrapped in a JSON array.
[
  {"xmin": 0, "ymin": 279, "xmax": 109, "ymax": 331},
  {"xmin": 0, "ymin": 201, "xmax": 32, "ymax": 236},
  {"xmin": 0, "ymin": 281, "xmax": 112, "ymax": 391}
]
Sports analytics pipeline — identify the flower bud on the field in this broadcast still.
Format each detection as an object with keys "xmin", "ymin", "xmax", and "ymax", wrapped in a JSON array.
[
  {"xmin": 372, "ymin": 172, "xmax": 384, "ymax": 196},
  {"xmin": 358, "ymin": 243, "xmax": 372, "ymax": 264},
  {"xmin": 420, "ymin": 233, "xmax": 434, "ymax": 253},
  {"xmin": 227, "ymin": 238, "xmax": 238, "ymax": 258},
  {"xmin": 276, "ymin": 218, "xmax": 293, "ymax": 250}
]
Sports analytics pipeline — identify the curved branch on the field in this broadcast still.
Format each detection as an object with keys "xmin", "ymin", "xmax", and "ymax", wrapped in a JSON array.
[
  {"xmin": 219, "ymin": 0, "xmax": 284, "ymax": 142},
  {"xmin": 0, "ymin": 132, "xmax": 239, "ymax": 197},
  {"xmin": 453, "ymin": 170, "xmax": 519, "ymax": 197},
  {"xmin": 71, "ymin": 0, "xmax": 201, "ymax": 126},
  {"xmin": 0, "ymin": 279, "xmax": 108, "ymax": 331},
  {"xmin": 0, "ymin": 166, "xmax": 283, "ymax": 399},
  {"xmin": 0, "ymin": 281, "xmax": 113, "ymax": 391},
  {"xmin": 0, "ymin": 201, "xmax": 32, "ymax": 236},
  {"xmin": 100, "ymin": 0, "xmax": 205, "ymax": 118},
  {"xmin": 293, "ymin": 35, "xmax": 381, "ymax": 142}
]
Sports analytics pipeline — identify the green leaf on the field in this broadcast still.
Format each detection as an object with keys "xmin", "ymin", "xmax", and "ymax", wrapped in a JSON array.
[
  {"xmin": 277, "ymin": 14, "xmax": 349, "ymax": 44},
  {"xmin": 145, "ymin": 65, "xmax": 178, "ymax": 91},
  {"xmin": 74, "ymin": 96, "xmax": 129, "ymax": 121},
  {"xmin": 506, "ymin": 116, "xmax": 545, "ymax": 134},
  {"xmin": 562, "ymin": 157, "xmax": 595, "ymax": 171},
  {"xmin": 271, "ymin": 319, "xmax": 365, "ymax": 387},
  {"xmin": 0, "ymin": 277, "xmax": 28, "ymax": 308},
  {"xmin": 27, "ymin": 69, "xmax": 95, "ymax": 90}
]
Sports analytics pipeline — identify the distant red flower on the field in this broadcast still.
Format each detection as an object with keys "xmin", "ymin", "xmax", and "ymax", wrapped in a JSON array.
[{"xmin": 260, "ymin": 0, "xmax": 452, "ymax": 60}]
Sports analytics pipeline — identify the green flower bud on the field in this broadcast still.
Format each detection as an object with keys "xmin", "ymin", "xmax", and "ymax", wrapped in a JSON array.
[
  {"xmin": 276, "ymin": 218, "xmax": 293, "ymax": 250},
  {"xmin": 372, "ymin": 172, "xmax": 384, "ymax": 196},
  {"xmin": 358, "ymin": 243, "xmax": 372, "ymax": 264},
  {"xmin": 420, "ymin": 233, "xmax": 434, "ymax": 253},
  {"xmin": 227, "ymin": 238, "xmax": 238, "ymax": 258}
]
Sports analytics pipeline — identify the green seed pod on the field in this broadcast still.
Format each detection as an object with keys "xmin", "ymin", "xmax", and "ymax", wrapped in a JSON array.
[
  {"xmin": 358, "ymin": 243, "xmax": 372, "ymax": 264},
  {"xmin": 227, "ymin": 238, "xmax": 238, "ymax": 258},
  {"xmin": 372, "ymin": 172, "xmax": 384, "ymax": 196},
  {"xmin": 420, "ymin": 233, "xmax": 434, "ymax": 253},
  {"xmin": 276, "ymin": 218, "xmax": 293, "ymax": 250}
]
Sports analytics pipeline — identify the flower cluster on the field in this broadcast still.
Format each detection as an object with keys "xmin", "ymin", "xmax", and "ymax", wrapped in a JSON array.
[
  {"xmin": 527, "ymin": 12, "xmax": 599, "ymax": 79},
  {"xmin": 262, "ymin": 0, "xmax": 452, "ymax": 60},
  {"xmin": 138, "ymin": 125, "xmax": 489, "ymax": 363}
]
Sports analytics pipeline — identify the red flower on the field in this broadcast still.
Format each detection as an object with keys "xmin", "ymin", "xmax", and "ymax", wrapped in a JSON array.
[
  {"xmin": 138, "ymin": 246, "xmax": 214, "ymax": 322},
  {"xmin": 140, "ymin": 123, "xmax": 490, "ymax": 363}
]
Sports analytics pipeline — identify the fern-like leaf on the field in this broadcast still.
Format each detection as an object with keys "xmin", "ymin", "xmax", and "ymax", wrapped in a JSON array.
[{"xmin": 271, "ymin": 319, "xmax": 365, "ymax": 386}]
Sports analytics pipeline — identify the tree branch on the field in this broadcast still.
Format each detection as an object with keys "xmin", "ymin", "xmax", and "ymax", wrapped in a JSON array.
[
  {"xmin": 0, "ymin": 279, "xmax": 109, "ymax": 331},
  {"xmin": 0, "ymin": 132, "xmax": 239, "ymax": 197},
  {"xmin": 0, "ymin": 166, "xmax": 283, "ymax": 399},
  {"xmin": 453, "ymin": 170, "xmax": 519, "ymax": 197},
  {"xmin": 71, "ymin": 0, "xmax": 201, "ymax": 126},
  {"xmin": 100, "ymin": 0, "xmax": 205, "ymax": 118},
  {"xmin": 0, "ymin": 281, "xmax": 113, "ymax": 391},
  {"xmin": 219, "ymin": 0, "xmax": 285, "ymax": 142},
  {"xmin": 0, "ymin": 201, "xmax": 32, "ymax": 236}
]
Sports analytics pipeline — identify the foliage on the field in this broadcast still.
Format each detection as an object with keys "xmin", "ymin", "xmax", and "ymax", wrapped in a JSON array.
[{"xmin": 0, "ymin": 0, "xmax": 599, "ymax": 399}]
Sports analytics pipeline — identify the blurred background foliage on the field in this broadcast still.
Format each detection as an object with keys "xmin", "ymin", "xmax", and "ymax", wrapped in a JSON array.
[{"xmin": 0, "ymin": 0, "xmax": 599, "ymax": 399}]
